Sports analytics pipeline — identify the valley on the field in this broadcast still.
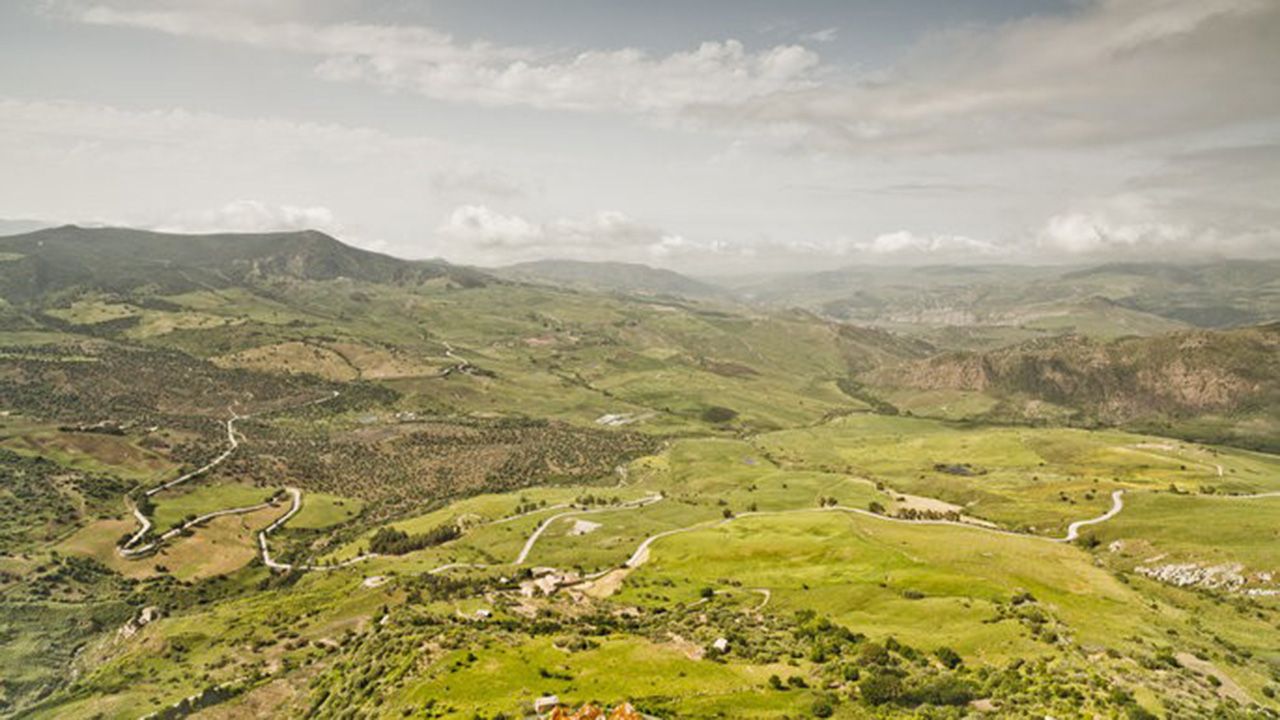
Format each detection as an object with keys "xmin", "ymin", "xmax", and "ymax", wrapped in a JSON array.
[{"xmin": 0, "ymin": 227, "xmax": 1277, "ymax": 719}]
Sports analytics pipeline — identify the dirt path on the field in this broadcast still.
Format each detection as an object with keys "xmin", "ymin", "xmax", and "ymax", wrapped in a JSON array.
[
  {"xmin": 121, "ymin": 498, "xmax": 276, "ymax": 558},
  {"xmin": 1063, "ymin": 490, "xmax": 1125, "ymax": 542},
  {"xmin": 118, "ymin": 391, "xmax": 339, "ymax": 558},
  {"xmin": 622, "ymin": 495, "xmax": 1131, "ymax": 573},
  {"xmin": 143, "ymin": 410, "xmax": 242, "ymax": 498},
  {"xmin": 514, "ymin": 493, "xmax": 663, "ymax": 565}
]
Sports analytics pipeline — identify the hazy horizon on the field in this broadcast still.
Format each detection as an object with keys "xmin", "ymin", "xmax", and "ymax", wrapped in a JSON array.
[{"xmin": 2, "ymin": 0, "xmax": 1278, "ymax": 273}]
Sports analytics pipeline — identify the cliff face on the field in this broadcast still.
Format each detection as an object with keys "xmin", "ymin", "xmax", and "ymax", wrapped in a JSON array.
[{"xmin": 867, "ymin": 324, "xmax": 1280, "ymax": 423}]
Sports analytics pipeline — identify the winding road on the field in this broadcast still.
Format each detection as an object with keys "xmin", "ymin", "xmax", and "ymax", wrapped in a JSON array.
[
  {"xmin": 514, "ymin": 493, "xmax": 664, "ymax": 565},
  {"xmin": 1063, "ymin": 490, "xmax": 1125, "ymax": 542},
  {"xmin": 118, "ymin": 391, "xmax": 338, "ymax": 558}
]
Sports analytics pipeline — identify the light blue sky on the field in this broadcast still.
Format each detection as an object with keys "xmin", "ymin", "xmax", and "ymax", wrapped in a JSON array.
[{"xmin": 1, "ymin": 0, "xmax": 1276, "ymax": 271}]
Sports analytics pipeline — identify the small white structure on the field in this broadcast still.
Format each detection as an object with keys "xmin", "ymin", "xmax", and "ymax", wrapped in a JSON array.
[
  {"xmin": 712, "ymin": 637, "xmax": 730, "ymax": 653},
  {"xmin": 533, "ymin": 694, "xmax": 560, "ymax": 714},
  {"xmin": 520, "ymin": 569, "xmax": 582, "ymax": 597},
  {"xmin": 473, "ymin": 609, "xmax": 492, "ymax": 619}
]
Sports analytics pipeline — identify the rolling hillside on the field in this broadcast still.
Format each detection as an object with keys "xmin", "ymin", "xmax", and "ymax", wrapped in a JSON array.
[
  {"xmin": 734, "ymin": 260, "xmax": 1280, "ymax": 348},
  {"xmin": 494, "ymin": 259, "xmax": 727, "ymax": 300},
  {"xmin": 0, "ymin": 225, "xmax": 488, "ymax": 302},
  {"xmin": 866, "ymin": 323, "xmax": 1280, "ymax": 450}
]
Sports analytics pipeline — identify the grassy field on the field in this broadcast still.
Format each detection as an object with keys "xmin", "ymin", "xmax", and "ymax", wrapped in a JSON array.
[
  {"xmin": 151, "ymin": 482, "xmax": 278, "ymax": 531},
  {"xmin": 1092, "ymin": 492, "xmax": 1280, "ymax": 571},
  {"xmin": 754, "ymin": 414, "xmax": 1280, "ymax": 535},
  {"xmin": 6, "ymin": 270, "xmax": 1280, "ymax": 718}
]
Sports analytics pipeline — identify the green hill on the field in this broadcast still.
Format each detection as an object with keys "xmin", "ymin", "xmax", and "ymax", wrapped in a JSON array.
[
  {"xmin": 0, "ymin": 225, "xmax": 488, "ymax": 302},
  {"xmin": 494, "ymin": 259, "xmax": 727, "ymax": 300}
]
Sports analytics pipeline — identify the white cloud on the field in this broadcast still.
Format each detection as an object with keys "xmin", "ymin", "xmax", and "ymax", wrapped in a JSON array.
[
  {"xmin": 62, "ymin": 3, "xmax": 821, "ymax": 116},
  {"xmin": 58, "ymin": 0, "xmax": 1280, "ymax": 155},
  {"xmin": 437, "ymin": 205, "xmax": 544, "ymax": 249},
  {"xmin": 436, "ymin": 204, "xmax": 711, "ymax": 264},
  {"xmin": 160, "ymin": 200, "xmax": 337, "ymax": 234},
  {"xmin": 0, "ymin": 97, "xmax": 526, "ymax": 254},
  {"xmin": 736, "ymin": 0, "xmax": 1280, "ymax": 153},
  {"xmin": 1036, "ymin": 192, "xmax": 1279, "ymax": 259},
  {"xmin": 851, "ymin": 230, "xmax": 1004, "ymax": 257},
  {"xmin": 802, "ymin": 27, "xmax": 839, "ymax": 44}
]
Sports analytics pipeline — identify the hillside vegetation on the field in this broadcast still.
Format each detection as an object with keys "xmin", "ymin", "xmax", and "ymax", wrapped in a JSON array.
[
  {"xmin": 1, "ymin": 227, "xmax": 1277, "ymax": 719},
  {"xmin": 865, "ymin": 324, "xmax": 1280, "ymax": 450}
]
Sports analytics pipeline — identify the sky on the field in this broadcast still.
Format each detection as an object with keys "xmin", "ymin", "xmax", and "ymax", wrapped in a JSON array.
[{"xmin": 1, "ymin": 0, "xmax": 1278, "ymax": 273}]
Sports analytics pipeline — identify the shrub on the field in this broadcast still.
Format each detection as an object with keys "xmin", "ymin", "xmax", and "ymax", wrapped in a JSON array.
[
  {"xmin": 903, "ymin": 675, "xmax": 974, "ymax": 706},
  {"xmin": 700, "ymin": 406, "xmax": 739, "ymax": 423},
  {"xmin": 935, "ymin": 646, "xmax": 962, "ymax": 669},
  {"xmin": 368, "ymin": 524, "xmax": 461, "ymax": 555},
  {"xmin": 810, "ymin": 696, "xmax": 834, "ymax": 717},
  {"xmin": 859, "ymin": 671, "xmax": 902, "ymax": 705}
]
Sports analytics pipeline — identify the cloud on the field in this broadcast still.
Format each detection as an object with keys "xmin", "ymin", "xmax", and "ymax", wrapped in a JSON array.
[
  {"xmin": 850, "ymin": 230, "xmax": 1004, "ymax": 257},
  {"xmin": 160, "ymin": 200, "xmax": 338, "ymax": 234},
  {"xmin": 737, "ymin": 0, "xmax": 1280, "ymax": 152},
  {"xmin": 436, "ymin": 205, "xmax": 708, "ymax": 263},
  {"xmin": 802, "ymin": 27, "xmax": 839, "ymax": 44},
  {"xmin": 0, "ymin": 96, "xmax": 525, "ymax": 254},
  {"xmin": 61, "ymin": 3, "xmax": 821, "ymax": 116},
  {"xmin": 1036, "ymin": 193, "xmax": 1280, "ymax": 259},
  {"xmin": 58, "ymin": 0, "xmax": 1280, "ymax": 155}
]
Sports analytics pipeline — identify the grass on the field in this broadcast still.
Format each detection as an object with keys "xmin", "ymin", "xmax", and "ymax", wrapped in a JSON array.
[
  {"xmin": 1092, "ymin": 491, "xmax": 1280, "ymax": 570},
  {"xmin": 150, "ymin": 482, "xmax": 278, "ymax": 531},
  {"xmin": 615, "ymin": 510, "xmax": 1152, "ymax": 658},
  {"xmin": 1, "ymin": 425, "xmax": 177, "ymax": 483},
  {"xmin": 390, "ymin": 635, "xmax": 807, "ymax": 719},
  {"xmin": 287, "ymin": 492, "xmax": 364, "ymax": 529},
  {"xmin": 754, "ymin": 413, "xmax": 1280, "ymax": 535}
]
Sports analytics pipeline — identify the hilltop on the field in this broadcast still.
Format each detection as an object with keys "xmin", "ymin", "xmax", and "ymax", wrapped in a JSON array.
[{"xmin": 0, "ymin": 225, "xmax": 488, "ymax": 303}]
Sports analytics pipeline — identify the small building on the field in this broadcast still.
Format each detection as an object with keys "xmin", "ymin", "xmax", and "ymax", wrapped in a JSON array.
[
  {"xmin": 711, "ymin": 637, "xmax": 730, "ymax": 653},
  {"xmin": 534, "ymin": 694, "xmax": 561, "ymax": 714}
]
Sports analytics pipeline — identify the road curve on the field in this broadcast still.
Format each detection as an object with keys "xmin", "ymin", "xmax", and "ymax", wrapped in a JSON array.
[
  {"xmin": 1062, "ymin": 490, "xmax": 1125, "ymax": 542},
  {"xmin": 514, "ymin": 493, "xmax": 664, "ymax": 565},
  {"xmin": 622, "ymin": 494, "xmax": 1132, "ymax": 572},
  {"xmin": 119, "ymin": 391, "xmax": 339, "ymax": 557}
]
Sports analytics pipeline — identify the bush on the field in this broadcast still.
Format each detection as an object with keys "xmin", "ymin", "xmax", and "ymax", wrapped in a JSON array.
[
  {"xmin": 859, "ymin": 671, "xmax": 902, "ymax": 705},
  {"xmin": 368, "ymin": 524, "xmax": 461, "ymax": 555},
  {"xmin": 903, "ymin": 675, "xmax": 974, "ymax": 706},
  {"xmin": 810, "ymin": 696, "xmax": 834, "ymax": 717},
  {"xmin": 700, "ymin": 406, "xmax": 739, "ymax": 423},
  {"xmin": 934, "ymin": 646, "xmax": 962, "ymax": 669}
]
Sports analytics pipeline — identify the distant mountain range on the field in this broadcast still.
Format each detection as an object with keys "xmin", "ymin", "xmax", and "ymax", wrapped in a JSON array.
[
  {"xmin": 4, "ymin": 224, "xmax": 1275, "ymax": 350},
  {"xmin": 0, "ymin": 225, "xmax": 488, "ymax": 302},
  {"xmin": 731, "ymin": 260, "xmax": 1280, "ymax": 336},
  {"xmin": 493, "ymin": 259, "xmax": 727, "ymax": 300}
]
